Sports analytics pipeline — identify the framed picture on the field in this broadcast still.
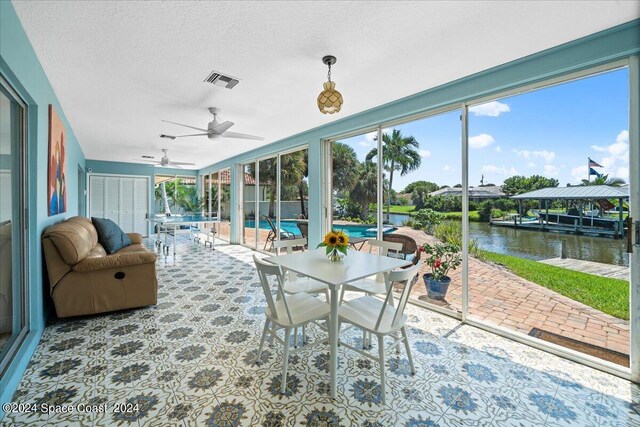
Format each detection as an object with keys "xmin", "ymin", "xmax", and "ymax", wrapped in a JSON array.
[{"xmin": 48, "ymin": 105, "xmax": 66, "ymax": 216}]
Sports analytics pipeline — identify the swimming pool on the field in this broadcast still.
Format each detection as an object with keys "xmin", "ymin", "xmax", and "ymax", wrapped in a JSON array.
[{"xmin": 244, "ymin": 220, "xmax": 397, "ymax": 239}]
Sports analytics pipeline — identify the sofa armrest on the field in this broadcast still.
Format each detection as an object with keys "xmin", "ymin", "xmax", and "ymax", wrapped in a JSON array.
[
  {"xmin": 73, "ymin": 252, "xmax": 157, "ymax": 272},
  {"xmin": 127, "ymin": 233, "xmax": 143, "ymax": 244}
]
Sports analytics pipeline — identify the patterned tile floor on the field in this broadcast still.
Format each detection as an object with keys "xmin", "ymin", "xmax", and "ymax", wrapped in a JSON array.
[{"xmin": 2, "ymin": 238, "xmax": 640, "ymax": 426}]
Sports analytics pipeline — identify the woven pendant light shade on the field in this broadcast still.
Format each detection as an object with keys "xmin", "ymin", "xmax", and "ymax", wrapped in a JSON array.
[{"xmin": 317, "ymin": 81, "xmax": 343, "ymax": 114}]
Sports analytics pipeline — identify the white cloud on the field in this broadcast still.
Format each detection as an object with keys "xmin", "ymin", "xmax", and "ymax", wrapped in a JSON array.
[
  {"xmin": 526, "ymin": 162, "xmax": 536, "ymax": 168},
  {"xmin": 469, "ymin": 134, "xmax": 495, "ymax": 149},
  {"xmin": 543, "ymin": 164, "xmax": 560, "ymax": 177},
  {"xmin": 581, "ymin": 129, "xmax": 630, "ymax": 183},
  {"xmin": 469, "ymin": 101, "xmax": 511, "ymax": 117},
  {"xmin": 419, "ymin": 149, "xmax": 431, "ymax": 158},
  {"xmin": 514, "ymin": 149, "xmax": 555, "ymax": 163},
  {"xmin": 443, "ymin": 165, "xmax": 454, "ymax": 172},
  {"xmin": 571, "ymin": 165, "xmax": 588, "ymax": 183},
  {"xmin": 358, "ymin": 140, "xmax": 373, "ymax": 148},
  {"xmin": 495, "ymin": 146, "xmax": 502, "ymax": 153},
  {"xmin": 481, "ymin": 164, "xmax": 518, "ymax": 176}
]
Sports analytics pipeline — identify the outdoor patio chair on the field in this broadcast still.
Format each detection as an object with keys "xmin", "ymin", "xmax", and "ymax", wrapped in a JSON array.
[
  {"xmin": 338, "ymin": 264, "xmax": 419, "ymax": 404},
  {"xmin": 383, "ymin": 233, "xmax": 421, "ymax": 266},
  {"xmin": 263, "ymin": 215, "xmax": 296, "ymax": 250},
  {"xmin": 253, "ymin": 255, "xmax": 330, "ymax": 394},
  {"xmin": 296, "ymin": 222, "xmax": 308, "ymax": 239}
]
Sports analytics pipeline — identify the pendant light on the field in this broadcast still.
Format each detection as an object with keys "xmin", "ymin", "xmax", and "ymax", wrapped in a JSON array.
[{"xmin": 317, "ymin": 55, "xmax": 343, "ymax": 114}]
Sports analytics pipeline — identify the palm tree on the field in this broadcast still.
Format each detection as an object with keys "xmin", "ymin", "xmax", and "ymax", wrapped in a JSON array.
[
  {"xmin": 332, "ymin": 142, "xmax": 360, "ymax": 193},
  {"xmin": 280, "ymin": 150, "xmax": 308, "ymax": 218},
  {"xmin": 366, "ymin": 129, "xmax": 422, "ymax": 220},
  {"xmin": 581, "ymin": 174, "xmax": 626, "ymax": 187},
  {"xmin": 351, "ymin": 162, "xmax": 378, "ymax": 220}
]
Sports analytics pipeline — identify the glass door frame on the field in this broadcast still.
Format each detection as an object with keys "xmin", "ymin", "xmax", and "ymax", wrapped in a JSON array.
[
  {"xmin": 320, "ymin": 59, "xmax": 638, "ymax": 381},
  {"xmin": 206, "ymin": 168, "xmax": 230, "ymax": 242},
  {"xmin": 463, "ymin": 60, "xmax": 634, "ymax": 380},
  {"xmin": 0, "ymin": 74, "xmax": 30, "ymax": 378}
]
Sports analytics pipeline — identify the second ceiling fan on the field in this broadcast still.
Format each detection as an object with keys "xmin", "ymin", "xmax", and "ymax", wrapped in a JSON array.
[{"xmin": 161, "ymin": 107, "xmax": 264, "ymax": 141}]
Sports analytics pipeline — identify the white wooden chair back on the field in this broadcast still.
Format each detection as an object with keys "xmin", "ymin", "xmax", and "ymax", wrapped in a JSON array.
[
  {"xmin": 366, "ymin": 239, "xmax": 403, "ymax": 282},
  {"xmin": 375, "ymin": 265, "xmax": 420, "ymax": 331},
  {"xmin": 272, "ymin": 238, "xmax": 308, "ymax": 280},
  {"xmin": 272, "ymin": 238, "xmax": 307, "ymax": 254},
  {"xmin": 253, "ymin": 255, "xmax": 293, "ymax": 324}
]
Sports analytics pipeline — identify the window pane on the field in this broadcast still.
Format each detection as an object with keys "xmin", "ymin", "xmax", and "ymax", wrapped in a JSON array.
[
  {"xmin": 257, "ymin": 157, "xmax": 278, "ymax": 252},
  {"xmin": 242, "ymin": 163, "xmax": 256, "ymax": 247},
  {"xmin": 219, "ymin": 169, "xmax": 231, "ymax": 242},
  {"xmin": 467, "ymin": 68, "xmax": 630, "ymax": 365},
  {"xmin": 280, "ymin": 148, "xmax": 308, "ymax": 245}
]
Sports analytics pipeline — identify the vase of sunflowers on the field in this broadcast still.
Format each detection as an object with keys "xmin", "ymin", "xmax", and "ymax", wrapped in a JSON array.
[{"xmin": 317, "ymin": 230, "xmax": 349, "ymax": 262}]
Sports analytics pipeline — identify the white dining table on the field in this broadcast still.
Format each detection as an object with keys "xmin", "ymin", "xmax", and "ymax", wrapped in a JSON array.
[{"xmin": 264, "ymin": 247, "xmax": 411, "ymax": 398}]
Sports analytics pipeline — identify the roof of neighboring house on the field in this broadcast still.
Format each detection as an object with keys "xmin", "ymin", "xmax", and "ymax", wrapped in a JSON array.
[
  {"xmin": 428, "ymin": 185, "xmax": 505, "ymax": 198},
  {"xmin": 210, "ymin": 169, "xmax": 255, "ymax": 185},
  {"xmin": 511, "ymin": 185, "xmax": 629, "ymax": 200}
]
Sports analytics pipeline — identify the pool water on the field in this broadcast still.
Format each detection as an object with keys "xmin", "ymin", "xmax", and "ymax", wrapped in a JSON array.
[{"xmin": 243, "ymin": 220, "xmax": 397, "ymax": 239}]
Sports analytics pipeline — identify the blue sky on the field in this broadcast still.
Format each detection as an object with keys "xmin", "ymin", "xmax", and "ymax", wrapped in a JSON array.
[{"xmin": 339, "ymin": 67, "xmax": 629, "ymax": 192}]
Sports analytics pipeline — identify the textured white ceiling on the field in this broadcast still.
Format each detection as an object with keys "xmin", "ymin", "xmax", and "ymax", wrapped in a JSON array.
[{"xmin": 12, "ymin": 1, "xmax": 640, "ymax": 170}]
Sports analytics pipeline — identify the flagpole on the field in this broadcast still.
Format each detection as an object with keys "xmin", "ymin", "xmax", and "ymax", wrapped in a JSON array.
[{"xmin": 587, "ymin": 157, "xmax": 590, "ymax": 184}]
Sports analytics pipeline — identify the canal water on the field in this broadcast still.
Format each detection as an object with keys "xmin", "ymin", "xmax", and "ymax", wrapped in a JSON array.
[{"xmin": 387, "ymin": 213, "xmax": 629, "ymax": 267}]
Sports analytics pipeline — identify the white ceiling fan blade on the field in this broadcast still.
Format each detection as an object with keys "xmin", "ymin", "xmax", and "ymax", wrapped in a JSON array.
[
  {"xmin": 162, "ymin": 120, "xmax": 210, "ymax": 133},
  {"xmin": 221, "ymin": 131, "xmax": 264, "ymax": 141},
  {"xmin": 169, "ymin": 161, "xmax": 196, "ymax": 166},
  {"xmin": 139, "ymin": 159, "xmax": 161, "ymax": 164},
  {"xmin": 211, "ymin": 121, "xmax": 234, "ymax": 134},
  {"xmin": 173, "ymin": 133, "xmax": 210, "ymax": 138}
]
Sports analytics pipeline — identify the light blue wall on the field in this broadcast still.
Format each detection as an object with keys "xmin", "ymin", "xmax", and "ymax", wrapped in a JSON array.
[
  {"xmin": 85, "ymin": 160, "xmax": 197, "ymax": 216},
  {"xmin": 0, "ymin": 1, "xmax": 86, "ymax": 411},
  {"xmin": 198, "ymin": 19, "xmax": 640, "ymax": 248}
]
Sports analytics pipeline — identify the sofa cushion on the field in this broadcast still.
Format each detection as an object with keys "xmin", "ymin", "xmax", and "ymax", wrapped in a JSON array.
[
  {"xmin": 43, "ymin": 221, "xmax": 93, "ymax": 265},
  {"xmin": 67, "ymin": 216, "xmax": 99, "ymax": 248},
  {"xmin": 91, "ymin": 217, "xmax": 132, "ymax": 255}
]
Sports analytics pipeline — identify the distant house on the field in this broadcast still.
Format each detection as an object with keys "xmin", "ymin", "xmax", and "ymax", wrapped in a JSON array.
[{"xmin": 428, "ymin": 185, "xmax": 505, "ymax": 202}]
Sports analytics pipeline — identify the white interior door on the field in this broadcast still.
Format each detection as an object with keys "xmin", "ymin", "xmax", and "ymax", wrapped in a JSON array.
[
  {"xmin": 88, "ymin": 175, "xmax": 105, "ymax": 219},
  {"xmin": 104, "ymin": 177, "xmax": 120, "ymax": 224},
  {"xmin": 133, "ymin": 177, "xmax": 149, "ymax": 236},
  {"xmin": 119, "ymin": 177, "xmax": 134, "ymax": 233}
]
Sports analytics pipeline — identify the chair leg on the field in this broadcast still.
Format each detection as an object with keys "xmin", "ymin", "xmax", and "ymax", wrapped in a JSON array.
[
  {"xmin": 256, "ymin": 319, "xmax": 270, "ymax": 364},
  {"xmin": 269, "ymin": 323, "xmax": 276, "ymax": 346},
  {"xmin": 339, "ymin": 286, "xmax": 346, "ymax": 304},
  {"xmin": 362, "ymin": 330, "xmax": 368, "ymax": 349},
  {"xmin": 293, "ymin": 327, "xmax": 298, "ymax": 348},
  {"xmin": 302, "ymin": 324, "xmax": 307, "ymax": 345},
  {"xmin": 401, "ymin": 327, "xmax": 416, "ymax": 375},
  {"xmin": 377, "ymin": 334, "xmax": 386, "ymax": 405},
  {"xmin": 281, "ymin": 327, "xmax": 291, "ymax": 394}
]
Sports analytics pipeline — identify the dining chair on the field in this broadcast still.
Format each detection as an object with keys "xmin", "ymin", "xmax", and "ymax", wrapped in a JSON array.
[
  {"xmin": 339, "ymin": 239, "xmax": 403, "ymax": 349},
  {"xmin": 339, "ymin": 239, "xmax": 403, "ymax": 301},
  {"xmin": 271, "ymin": 238, "xmax": 330, "ymax": 346},
  {"xmin": 253, "ymin": 255, "xmax": 330, "ymax": 394},
  {"xmin": 338, "ymin": 264, "xmax": 420, "ymax": 404}
]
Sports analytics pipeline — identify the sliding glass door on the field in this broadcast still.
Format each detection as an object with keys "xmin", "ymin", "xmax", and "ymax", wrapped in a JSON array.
[
  {"xmin": 0, "ymin": 75, "xmax": 29, "ymax": 376},
  {"xmin": 466, "ymin": 67, "xmax": 631, "ymax": 367}
]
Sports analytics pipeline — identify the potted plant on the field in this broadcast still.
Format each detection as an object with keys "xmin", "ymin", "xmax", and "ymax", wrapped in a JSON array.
[{"xmin": 419, "ymin": 242, "xmax": 461, "ymax": 300}]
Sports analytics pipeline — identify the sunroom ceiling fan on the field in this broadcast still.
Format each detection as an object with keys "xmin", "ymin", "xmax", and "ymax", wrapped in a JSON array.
[
  {"xmin": 140, "ymin": 149, "xmax": 195, "ymax": 168},
  {"xmin": 160, "ymin": 107, "xmax": 264, "ymax": 141}
]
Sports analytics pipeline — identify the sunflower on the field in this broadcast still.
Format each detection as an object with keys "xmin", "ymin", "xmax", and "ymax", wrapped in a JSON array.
[{"xmin": 336, "ymin": 231, "xmax": 349, "ymax": 246}]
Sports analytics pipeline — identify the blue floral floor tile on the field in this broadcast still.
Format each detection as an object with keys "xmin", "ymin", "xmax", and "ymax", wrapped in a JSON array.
[{"xmin": 2, "ymin": 238, "xmax": 639, "ymax": 427}]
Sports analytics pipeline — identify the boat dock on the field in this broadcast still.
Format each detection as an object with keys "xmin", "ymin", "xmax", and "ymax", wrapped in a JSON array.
[
  {"xmin": 539, "ymin": 257, "xmax": 629, "ymax": 280},
  {"xmin": 490, "ymin": 216, "xmax": 623, "ymax": 238}
]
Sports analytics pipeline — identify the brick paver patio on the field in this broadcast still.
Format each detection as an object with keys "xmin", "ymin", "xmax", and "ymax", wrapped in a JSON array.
[{"xmin": 395, "ymin": 227, "xmax": 629, "ymax": 359}]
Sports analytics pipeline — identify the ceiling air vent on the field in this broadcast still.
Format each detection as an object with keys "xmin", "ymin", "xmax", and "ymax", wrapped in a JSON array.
[{"xmin": 203, "ymin": 70, "xmax": 240, "ymax": 89}]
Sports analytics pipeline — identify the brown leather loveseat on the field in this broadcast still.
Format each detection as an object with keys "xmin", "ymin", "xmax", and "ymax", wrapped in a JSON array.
[{"xmin": 42, "ymin": 216, "xmax": 158, "ymax": 317}]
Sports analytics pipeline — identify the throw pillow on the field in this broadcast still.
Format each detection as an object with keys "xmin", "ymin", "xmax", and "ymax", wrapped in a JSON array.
[{"xmin": 91, "ymin": 217, "xmax": 132, "ymax": 254}]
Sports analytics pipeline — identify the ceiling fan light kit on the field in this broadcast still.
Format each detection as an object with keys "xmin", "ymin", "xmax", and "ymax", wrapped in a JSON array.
[{"xmin": 317, "ymin": 55, "xmax": 343, "ymax": 114}]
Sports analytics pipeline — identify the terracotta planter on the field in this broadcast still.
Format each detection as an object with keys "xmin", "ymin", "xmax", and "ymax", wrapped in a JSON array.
[{"xmin": 423, "ymin": 273, "xmax": 451, "ymax": 300}]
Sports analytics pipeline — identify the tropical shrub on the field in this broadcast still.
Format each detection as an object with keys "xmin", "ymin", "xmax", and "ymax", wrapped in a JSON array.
[{"xmin": 413, "ymin": 209, "xmax": 443, "ymax": 233}]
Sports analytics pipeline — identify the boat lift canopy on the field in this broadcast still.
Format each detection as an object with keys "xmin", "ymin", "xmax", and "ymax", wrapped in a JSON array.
[{"xmin": 510, "ymin": 185, "xmax": 629, "ymax": 200}]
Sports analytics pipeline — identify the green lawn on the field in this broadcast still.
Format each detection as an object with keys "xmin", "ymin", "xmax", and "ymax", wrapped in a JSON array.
[
  {"xmin": 379, "ymin": 206, "xmax": 481, "ymax": 222},
  {"xmin": 478, "ymin": 250, "xmax": 629, "ymax": 320}
]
